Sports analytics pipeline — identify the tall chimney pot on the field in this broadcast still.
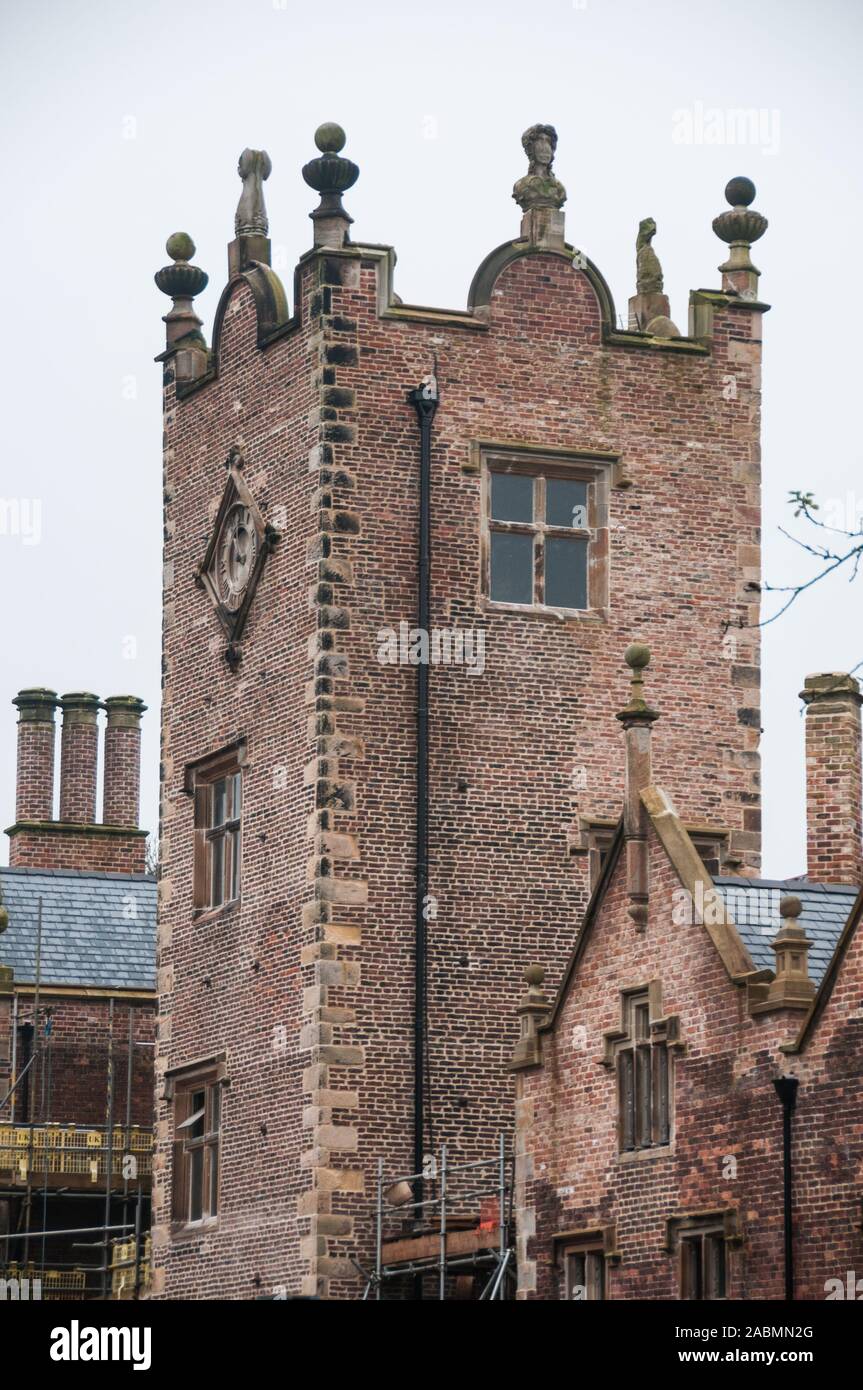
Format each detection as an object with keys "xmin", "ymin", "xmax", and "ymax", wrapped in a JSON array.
[
  {"xmin": 12, "ymin": 688, "xmax": 59, "ymax": 823},
  {"xmin": 102, "ymin": 696, "xmax": 147, "ymax": 827},
  {"xmin": 58, "ymin": 692, "xmax": 101, "ymax": 824}
]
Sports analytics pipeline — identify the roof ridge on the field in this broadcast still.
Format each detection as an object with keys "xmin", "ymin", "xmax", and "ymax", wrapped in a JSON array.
[{"xmin": 0, "ymin": 866, "xmax": 156, "ymax": 882}]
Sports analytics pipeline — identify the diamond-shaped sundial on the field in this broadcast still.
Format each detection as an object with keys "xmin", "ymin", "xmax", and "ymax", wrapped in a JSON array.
[{"xmin": 196, "ymin": 447, "xmax": 278, "ymax": 662}]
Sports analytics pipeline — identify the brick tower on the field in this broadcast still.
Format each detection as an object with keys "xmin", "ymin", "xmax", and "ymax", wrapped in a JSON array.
[{"xmin": 152, "ymin": 125, "xmax": 767, "ymax": 1298}]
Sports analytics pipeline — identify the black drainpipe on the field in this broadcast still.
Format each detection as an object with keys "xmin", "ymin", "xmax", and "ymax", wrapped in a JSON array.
[
  {"xmin": 773, "ymin": 1075, "xmax": 798, "ymax": 1300},
  {"xmin": 408, "ymin": 372, "xmax": 438, "ymax": 1209}
]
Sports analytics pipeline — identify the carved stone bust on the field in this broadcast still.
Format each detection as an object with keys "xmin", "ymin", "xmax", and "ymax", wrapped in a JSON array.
[
  {"xmin": 513, "ymin": 124, "xmax": 567, "ymax": 212},
  {"xmin": 235, "ymin": 149, "xmax": 272, "ymax": 237}
]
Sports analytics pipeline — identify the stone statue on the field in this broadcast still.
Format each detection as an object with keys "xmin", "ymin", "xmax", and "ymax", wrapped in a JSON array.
[
  {"xmin": 235, "ymin": 149, "xmax": 272, "ymax": 237},
  {"xmin": 636, "ymin": 217, "xmax": 663, "ymax": 295},
  {"xmin": 513, "ymin": 124, "xmax": 566, "ymax": 212}
]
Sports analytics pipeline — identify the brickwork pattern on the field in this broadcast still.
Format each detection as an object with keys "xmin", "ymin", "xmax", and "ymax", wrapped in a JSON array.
[
  {"xmin": 103, "ymin": 716, "xmax": 143, "ymax": 828},
  {"xmin": 59, "ymin": 701, "xmax": 99, "ymax": 824},
  {"xmin": 8, "ymin": 996, "xmax": 155, "ymax": 1128},
  {"xmin": 802, "ymin": 677, "xmax": 863, "ymax": 885},
  {"xmin": 8, "ymin": 828, "xmax": 147, "ymax": 873},
  {"xmin": 14, "ymin": 702, "xmax": 57, "ymax": 823}
]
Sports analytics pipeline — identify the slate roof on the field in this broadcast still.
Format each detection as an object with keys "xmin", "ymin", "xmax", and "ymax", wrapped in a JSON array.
[
  {"xmin": 0, "ymin": 867, "xmax": 157, "ymax": 990},
  {"xmin": 714, "ymin": 877, "xmax": 858, "ymax": 986}
]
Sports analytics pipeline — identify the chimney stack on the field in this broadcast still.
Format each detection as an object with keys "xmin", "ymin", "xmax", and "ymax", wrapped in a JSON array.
[
  {"xmin": 800, "ymin": 672, "xmax": 863, "ymax": 886},
  {"xmin": 616, "ymin": 644, "xmax": 659, "ymax": 929},
  {"xmin": 103, "ymin": 696, "xmax": 147, "ymax": 827},
  {"xmin": 8, "ymin": 687, "xmax": 149, "ymax": 872},
  {"xmin": 12, "ymin": 689, "xmax": 59, "ymax": 822}
]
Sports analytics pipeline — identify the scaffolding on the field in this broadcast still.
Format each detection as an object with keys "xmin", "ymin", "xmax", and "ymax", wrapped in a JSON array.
[
  {"xmin": 363, "ymin": 1135, "xmax": 515, "ymax": 1300},
  {"xmin": 0, "ymin": 898, "xmax": 154, "ymax": 1299}
]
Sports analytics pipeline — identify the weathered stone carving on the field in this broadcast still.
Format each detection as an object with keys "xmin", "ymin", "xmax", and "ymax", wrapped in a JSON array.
[
  {"xmin": 628, "ymin": 218, "xmax": 679, "ymax": 336},
  {"xmin": 235, "ymin": 148, "xmax": 272, "ymax": 237},
  {"xmin": 512, "ymin": 124, "xmax": 567, "ymax": 212},
  {"xmin": 636, "ymin": 217, "xmax": 663, "ymax": 294}
]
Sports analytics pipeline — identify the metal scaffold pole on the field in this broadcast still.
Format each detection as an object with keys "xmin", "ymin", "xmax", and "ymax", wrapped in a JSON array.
[{"xmin": 366, "ymin": 1134, "xmax": 515, "ymax": 1301}]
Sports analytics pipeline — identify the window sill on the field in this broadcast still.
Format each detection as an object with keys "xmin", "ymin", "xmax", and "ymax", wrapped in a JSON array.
[
  {"xmin": 192, "ymin": 899, "xmax": 241, "ymax": 927},
  {"xmin": 170, "ymin": 1217, "xmax": 219, "ymax": 1241},
  {"xmin": 616, "ymin": 1143, "xmax": 674, "ymax": 1165},
  {"xmin": 481, "ymin": 599, "xmax": 608, "ymax": 624}
]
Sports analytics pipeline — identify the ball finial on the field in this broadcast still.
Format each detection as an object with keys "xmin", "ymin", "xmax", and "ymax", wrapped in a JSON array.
[
  {"xmin": 524, "ymin": 964, "xmax": 545, "ymax": 988},
  {"xmin": 315, "ymin": 122, "xmax": 347, "ymax": 154},
  {"xmin": 624, "ymin": 642, "xmax": 651, "ymax": 671},
  {"xmin": 725, "ymin": 176, "xmax": 756, "ymax": 208},
  {"xmin": 780, "ymin": 894, "xmax": 802, "ymax": 920},
  {"xmin": 166, "ymin": 231, "xmax": 195, "ymax": 262}
]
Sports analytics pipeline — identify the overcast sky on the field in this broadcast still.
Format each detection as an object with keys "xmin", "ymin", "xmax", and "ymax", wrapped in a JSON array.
[{"xmin": 1, "ymin": 0, "xmax": 860, "ymax": 877}]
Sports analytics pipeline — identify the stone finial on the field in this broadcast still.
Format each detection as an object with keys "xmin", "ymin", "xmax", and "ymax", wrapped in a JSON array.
[
  {"xmin": 154, "ymin": 234, "xmax": 209, "ymax": 376},
  {"xmin": 629, "ymin": 218, "xmax": 679, "ymax": 337},
  {"xmin": 513, "ymin": 124, "xmax": 566, "ymax": 250},
  {"xmin": 616, "ymin": 646, "xmax": 658, "ymax": 931},
  {"xmin": 616, "ymin": 643, "xmax": 659, "ymax": 726},
  {"xmin": 712, "ymin": 176, "xmax": 768, "ymax": 297},
  {"xmin": 765, "ymin": 895, "xmax": 816, "ymax": 1009},
  {"xmin": 302, "ymin": 123, "xmax": 359, "ymax": 250},
  {"xmin": 511, "ymin": 964, "xmax": 550, "ymax": 1069},
  {"xmin": 228, "ymin": 150, "xmax": 273, "ymax": 278},
  {"xmin": 235, "ymin": 148, "xmax": 272, "ymax": 237}
]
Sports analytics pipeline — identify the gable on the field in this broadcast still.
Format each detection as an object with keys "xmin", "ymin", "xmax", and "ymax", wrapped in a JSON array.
[{"xmin": 543, "ymin": 791, "xmax": 757, "ymax": 1038}]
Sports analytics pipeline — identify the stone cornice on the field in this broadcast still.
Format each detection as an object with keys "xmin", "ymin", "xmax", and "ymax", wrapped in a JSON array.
[{"xmin": 5, "ymin": 820, "xmax": 148, "ymax": 840}]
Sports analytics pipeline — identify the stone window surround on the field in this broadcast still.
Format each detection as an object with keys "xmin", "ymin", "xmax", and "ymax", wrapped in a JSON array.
[
  {"xmin": 552, "ymin": 1221, "xmax": 621, "ymax": 1301},
  {"xmin": 476, "ymin": 444, "xmax": 614, "ymax": 621},
  {"xmin": 599, "ymin": 980, "xmax": 684, "ymax": 1160},
  {"xmin": 165, "ymin": 1053, "xmax": 228, "ymax": 1239},
  {"xmin": 665, "ymin": 1208, "xmax": 743, "ymax": 1300},
  {"xmin": 184, "ymin": 739, "xmax": 247, "ymax": 921}
]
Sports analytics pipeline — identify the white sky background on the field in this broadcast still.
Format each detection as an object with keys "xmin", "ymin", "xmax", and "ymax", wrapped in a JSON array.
[{"xmin": 0, "ymin": 0, "xmax": 860, "ymax": 878}]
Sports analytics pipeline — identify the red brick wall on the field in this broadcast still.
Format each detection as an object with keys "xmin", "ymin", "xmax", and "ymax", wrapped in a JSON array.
[
  {"xmin": 5, "ymin": 995, "xmax": 155, "ymax": 1128},
  {"xmin": 154, "ymin": 281, "xmax": 316, "ymax": 1299},
  {"xmin": 792, "ymin": 904, "xmax": 863, "ymax": 1300},
  {"xmin": 8, "ymin": 828, "xmax": 147, "ymax": 873},
  {"xmin": 156, "ymin": 237, "xmax": 765, "ymax": 1298}
]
